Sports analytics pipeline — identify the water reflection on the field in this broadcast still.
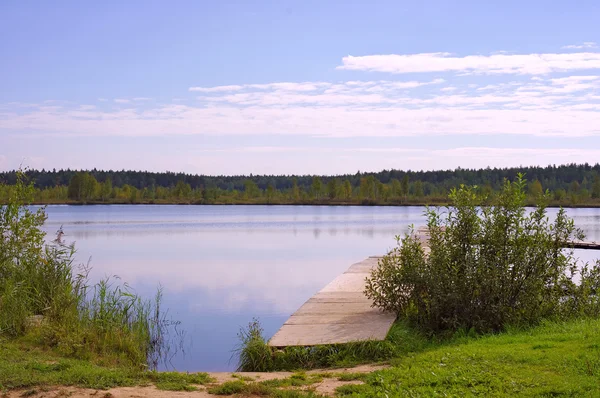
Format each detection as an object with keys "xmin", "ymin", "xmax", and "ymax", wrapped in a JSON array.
[
  {"xmin": 38, "ymin": 205, "xmax": 600, "ymax": 372},
  {"xmin": 61, "ymin": 227, "xmax": 404, "ymax": 240}
]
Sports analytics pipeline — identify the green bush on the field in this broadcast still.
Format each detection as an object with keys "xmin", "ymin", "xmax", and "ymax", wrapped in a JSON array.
[{"xmin": 365, "ymin": 175, "xmax": 600, "ymax": 333}]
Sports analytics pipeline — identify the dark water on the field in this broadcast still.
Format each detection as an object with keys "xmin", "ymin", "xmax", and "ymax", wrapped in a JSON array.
[{"xmin": 39, "ymin": 205, "xmax": 600, "ymax": 371}]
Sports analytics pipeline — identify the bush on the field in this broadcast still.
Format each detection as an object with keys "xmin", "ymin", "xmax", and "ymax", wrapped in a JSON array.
[{"xmin": 365, "ymin": 175, "xmax": 600, "ymax": 334}]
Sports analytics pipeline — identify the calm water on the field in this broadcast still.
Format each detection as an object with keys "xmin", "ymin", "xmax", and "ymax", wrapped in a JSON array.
[{"xmin": 40, "ymin": 205, "xmax": 600, "ymax": 371}]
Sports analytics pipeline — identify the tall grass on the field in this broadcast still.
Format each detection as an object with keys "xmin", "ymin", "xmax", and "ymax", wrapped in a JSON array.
[
  {"xmin": 0, "ymin": 171, "xmax": 176, "ymax": 369},
  {"xmin": 235, "ymin": 318, "xmax": 428, "ymax": 372}
]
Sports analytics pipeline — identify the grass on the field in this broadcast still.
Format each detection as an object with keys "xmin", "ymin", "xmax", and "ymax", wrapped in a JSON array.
[
  {"xmin": 207, "ymin": 379, "xmax": 328, "ymax": 397},
  {"xmin": 0, "ymin": 336, "xmax": 213, "ymax": 391},
  {"xmin": 3, "ymin": 318, "xmax": 599, "ymax": 396},
  {"xmin": 237, "ymin": 319, "xmax": 431, "ymax": 372},
  {"xmin": 335, "ymin": 372, "xmax": 368, "ymax": 382},
  {"xmin": 231, "ymin": 373, "xmax": 256, "ymax": 382},
  {"xmin": 336, "ymin": 318, "xmax": 600, "ymax": 397},
  {"xmin": 259, "ymin": 372, "xmax": 325, "ymax": 388}
]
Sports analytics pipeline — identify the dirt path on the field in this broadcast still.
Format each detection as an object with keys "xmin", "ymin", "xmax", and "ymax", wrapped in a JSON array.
[{"xmin": 4, "ymin": 364, "xmax": 387, "ymax": 398}]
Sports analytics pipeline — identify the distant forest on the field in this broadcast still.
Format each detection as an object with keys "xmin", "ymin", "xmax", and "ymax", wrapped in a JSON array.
[{"xmin": 1, "ymin": 163, "xmax": 600, "ymax": 206}]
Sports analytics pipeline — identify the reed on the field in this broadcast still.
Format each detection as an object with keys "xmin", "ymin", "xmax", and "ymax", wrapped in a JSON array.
[{"xmin": 0, "ymin": 171, "xmax": 175, "ymax": 369}]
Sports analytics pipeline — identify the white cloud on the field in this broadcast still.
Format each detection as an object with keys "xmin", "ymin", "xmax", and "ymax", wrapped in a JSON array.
[
  {"xmin": 3, "ymin": 103, "xmax": 600, "ymax": 138},
  {"xmin": 197, "ymin": 146, "xmax": 600, "ymax": 160},
  {"xmin": 550, "ymin": 75, "xmax": 599, "ymax": 85},
  {"xmin": 248, "ymin": 82, "xmax": 329, "ymax": 91},
  {"xmin": 189, "ymin": 82, "xmax": 330, "ymax": 93},
  {"xmin": 337, "ymin": 51, "xmax": 600, "ymax": 75},
  {"xmin": 3, "ymin": 52, "xmax": 600, "ymax": 143},
  {"xmin": 432, "ymin": 147, "xmax": 600, "ymax": 159},
  {"xmin": 562, "ymin": 42, "xmax": 597, "ymax": 49},
  {"xmin": 189, "ymin": 84, "xmax": 244, "ymax": 93},
  {"xmin": 189, "ymin": 80, "xmax": 444, "ymax": 95}
]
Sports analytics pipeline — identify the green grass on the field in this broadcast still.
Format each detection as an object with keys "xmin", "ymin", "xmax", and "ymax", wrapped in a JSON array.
[
  {"xmin": 337, "ymin": 318, "xmax": 600, "ymax": 397},
  {"xmin": 3, "ymin": 318, "xmax": 600, "ymax": 396},
  {"xmin": 0, "ymin": 337, "xmax": 213, "ymax": 391},
  {"xmin": 335, "ymin": 372, "xmax": 368, "ymax": 382},
  {"xmin": 207, "ymin": 379, "xmax": 328, "ymax": 397},
  {"xmin": 259, "ymin": 372, "xmax": 325, "ymax": 388},
  {"xmin": 231, "ymin": 373, "xmax": 256, "ymax": 382},
  {"xmin": 237, "ymin": 320, "xmax": 431, "ymax": 372}
]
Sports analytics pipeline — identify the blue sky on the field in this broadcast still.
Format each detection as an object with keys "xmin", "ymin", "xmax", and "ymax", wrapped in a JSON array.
[{"xmin": 1, "ymin": 0, "xmax": 600, "ymax": 175}]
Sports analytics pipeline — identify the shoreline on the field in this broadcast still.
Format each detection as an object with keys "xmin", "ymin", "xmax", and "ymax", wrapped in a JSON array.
[{"xmin": 25, "ymin": 201, "xmax": 600, "ymax": 208}]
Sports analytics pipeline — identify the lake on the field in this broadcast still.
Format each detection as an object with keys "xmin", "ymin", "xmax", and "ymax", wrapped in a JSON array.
[{"xmin": 40, "ymin": 205, "xmax": 600, "ymax": 371}]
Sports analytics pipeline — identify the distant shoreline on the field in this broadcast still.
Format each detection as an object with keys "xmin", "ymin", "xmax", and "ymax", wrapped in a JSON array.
[{"xmin": 25, "ymin": 201, "xmax": 600, "ymax": 209}]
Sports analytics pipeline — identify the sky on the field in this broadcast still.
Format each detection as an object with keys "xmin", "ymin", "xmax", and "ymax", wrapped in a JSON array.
[{"xmin": 1, "ymin": 0, "xmax": 600, "ymax": 175}]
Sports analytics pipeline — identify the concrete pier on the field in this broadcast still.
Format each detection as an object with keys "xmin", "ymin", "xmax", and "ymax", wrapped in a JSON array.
[{"xmin": 268, "ymin": 256, "xmax": 395, "ymax": 347}]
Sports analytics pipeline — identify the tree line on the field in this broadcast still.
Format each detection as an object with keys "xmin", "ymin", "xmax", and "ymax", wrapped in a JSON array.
[{"xmin": 1, "ymin": 163, "xmax": 600, "ymax": 206}]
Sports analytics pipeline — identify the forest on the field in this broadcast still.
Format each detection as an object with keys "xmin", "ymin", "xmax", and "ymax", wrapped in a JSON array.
[{"xmin": 1, "ymin": 163, "xmax": 600, "ymax": 206}]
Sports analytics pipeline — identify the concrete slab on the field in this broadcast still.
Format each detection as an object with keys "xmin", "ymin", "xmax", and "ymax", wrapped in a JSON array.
[
  {"xmin": 321, "ymin": 273, "xmax": 371, "ymax": 293},
  {"xmin": 269, "ymin": 320, "xmax": 395, "ymax": 346},
  {"xmin": 268, "ymin": 255, "xmax": 396, "ymax": 347},
  {"xmin": 268, "ymin": 228, "xmax": 434, "ymax": 348}
]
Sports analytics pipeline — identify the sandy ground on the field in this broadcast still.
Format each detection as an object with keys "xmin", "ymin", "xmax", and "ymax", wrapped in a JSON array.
[{"xmin": 4, "ymin": 364, "xmax": 387, "ymax": 398}]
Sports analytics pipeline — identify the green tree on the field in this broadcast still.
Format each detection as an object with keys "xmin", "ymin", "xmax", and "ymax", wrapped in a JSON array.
[
  {"xmin": 290, "ymin": 178, "xmax": 300, "ymax": 201},
  {"xmin": 266, "ymin": 184, "xmax": 275, "ymax": 203},
  {"xmin": 413, "ymin": 180, "xmax": 424, "ymax": 197},
  {"xmin": 327, "ymin": 179, "xmax": 338, "ymax": 200},
  {"xmin": 244, "ymin": 180, "xmax": 260, "ymax": 199},
  {"xmin": 554, "ymin": 189, "xmax": 567, "ymax": 201},
  {"xmin": 570, "ymin": 180, "xmax": 580, "ymax": 194},
  {"xmin": 100, "ymin": 178, "xmax": 112, "ymax": 202},
  {"xmin": 129, "ymin": 186, "xmax": 139, "ymax": 203},
  {"xmin": 311, "ymin": 177, "xmax": 322, "ymax": 199},
  {"xmin": 592, "ymin": 175, "xmax": 600, "ymax": 199},
  {"xmin": 67, "ymin": 172, "xmax": 98, "ymax": 202},
  {"xmin": 360, "ymin": 176, "xmax": 377, "ymax": 200},
  {"xmin": 173, "ymin": 180, "xmax": 192, "ymax": 199},
  {"xmin": 203, "ymin": 186, "xmax": 218, "ymax": 202},
  {"xmin": 342, "ymin": 180, "xmax": 353, "ymax": 200},
  {"xmin": 529, "ymin": 180, "xmax": 543, "ymax": 197},
  {"xmin": 401, "ymin": 175, "xmax": 409, "ymax": 202},
  {"xmin": 390, "ymin": 178, "xmax": 402, "ymax": 199}
]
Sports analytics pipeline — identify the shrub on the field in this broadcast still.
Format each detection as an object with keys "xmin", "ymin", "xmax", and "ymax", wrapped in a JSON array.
[{"xmin": 365, "ymin": 175, "xmax": 600, "ymax": 334}]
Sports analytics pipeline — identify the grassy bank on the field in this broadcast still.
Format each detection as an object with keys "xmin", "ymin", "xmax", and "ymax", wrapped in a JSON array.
[
  {"xmin": 0, "ymin": 174, "xmax": 174, "ymax": 368},
  {"xmin": 336, "ymin": 318, "xmax": 600, "ymax": 397},
  {"xmin": 2, "ymin": 318, "xmax": 599, "ymax": 396},
  {"xmin": 0, "ymin": 334, "xmax": 212, "ymax": 391}
]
